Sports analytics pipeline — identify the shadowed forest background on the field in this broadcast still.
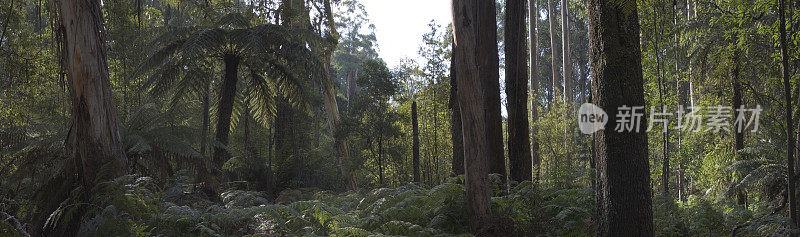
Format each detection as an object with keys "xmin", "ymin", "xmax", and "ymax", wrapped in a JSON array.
[{"xmin": 0, "ymin": 0, "xmax": 799, "ymax": 236}]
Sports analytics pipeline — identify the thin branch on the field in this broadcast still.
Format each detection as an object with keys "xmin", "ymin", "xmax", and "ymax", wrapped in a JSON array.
[{"xmin": 0, "ymin": 0, "xmax": 15, "ymax": 48}]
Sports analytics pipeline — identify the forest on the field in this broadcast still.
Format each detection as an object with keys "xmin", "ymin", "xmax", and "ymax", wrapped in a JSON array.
[{"xmin": 0, "ymin": 0, "xmax": 799, "ymax": 236}]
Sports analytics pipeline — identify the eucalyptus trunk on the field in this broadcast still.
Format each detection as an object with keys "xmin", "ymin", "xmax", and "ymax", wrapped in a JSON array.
[
  {"xmin": 378, "ymin": 133, "xmax": 384, "ymax": 185},
  {"xmin": 506, "ymin": 0, "xmax": 532, "ymax": 182},
  {"xmin": 321, "ymin": 0, "xmax": 357, "ymax": 190},
  {"xmin": 413, "ymin": 101, "xmax": 421, "ymax": 183},
  {"xmin": 281, "ymin": 0, "xmax": 355, "ymax": 190},
  {"xmin": 547, "ymin": 0, "xmax": 560, "ymax": 103},
  {"xmin": 561, "ymin": 0, "xmax": 572, "ymax": 103},
  {"xmin": 449, "ymin": 44, "xmax": 464, "ymax": 177},
  {"xmin": 730, "ymin": 46, "xmax": 747, "ymax": 206},
  {"xmin": 778, "ymin": 0, "xmax": 798, "ymax": 228},
  {"xmin": 452, "ymin": 0, "xmax": 497, "ymax": 234},
  {"xmin": 530, "ymin": 0, "xmax": 541, "ymax": 183},
  {"xmin": 35, "ymin": 0, "xmax": 129, "ymax": 235},
  {"xmin": 59, "ymin": 0, "xmax": 128, "ymax": 191},
  {"xmin": 587, "ymin": 0, "xmax": 654, "ymax": 235},
  {"xmin": 478, "ymin": 0, "xmax": 507, "ymax": 179}
]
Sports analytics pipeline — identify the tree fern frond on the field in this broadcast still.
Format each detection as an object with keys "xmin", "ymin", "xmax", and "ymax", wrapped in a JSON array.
[
  {"xmin": 143, "ymin": 61, "xmax": 182, "ymax": 98},
  {"xmin": 216, "ymin": 12, "xmax": 251, "ymax": 29},
  {"xmin": 251, "ymin": 72, "xmax": 276, "ymax": 128},
  {"xmin": 135, "ymin": 39, "xmax": 186, "ymax": 82},
  {"xmin": 181, "ymin": 28, "xmax": 226, "ymax": 59},
  {"xmin": 610, "ymin": 0, "xmax": 637, "ymax": 16}
]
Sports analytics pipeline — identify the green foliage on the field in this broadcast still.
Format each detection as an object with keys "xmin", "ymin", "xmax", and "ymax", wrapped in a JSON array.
[
  {"xmin": 3, "ymin": 0, "xmax": 800, "ymax": 235},
  {"xmin": 39, "ymin": 176, "xmax": 594, "ymax": 236},
  {"xmin": 341, "ymin": 59, "xmax": 404, "ymax": 187},
  {"xmin": 534, "ymin": 98, "xmax": 592, "ymax": 188}
]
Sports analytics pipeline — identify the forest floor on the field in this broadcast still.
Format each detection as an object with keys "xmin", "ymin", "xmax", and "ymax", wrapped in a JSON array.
[{"xmin": 17, "ymin": 172, "xmax": 782, "ymax": 236}]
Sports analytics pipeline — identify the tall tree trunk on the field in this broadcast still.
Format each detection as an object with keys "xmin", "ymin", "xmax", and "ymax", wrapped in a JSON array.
[
  {"xmin": 794, "ymin": 0, "xmax": 800, "ymax": 202},
  {"xmin": 561, "ymin": 0, "xmax": 571, "ymax": 103},
  {"xmin": 197, "ymin": 79, "xmax": 217, "ymax": 198},
  {"xmin": 779, "ymin": 0, "xmax": 798, "ymax": 228},
  {"xmin": 321, "ymin": 0, "xmax": 357, "ymax": 190},
  {"xmin": 450, "ymin": 42, "xmax": 465, "ymax": 177},
  {"xmin": 243, "ymin": 89, "xmax": 258, "ymax": 169},
  {"xmin": 587, "ymin": 0, "xmax": 654, "ymax": 235},
  {"xmin": 652, "ymin": 0, "xmax": 669, "ymax": 197},
  {"xmin": 154, "ymin": 147, "xmax": 174, "ymax": 178},
  {"xmin": 244, "ymin": 98, "xmax": 251, "ymax": 161},
  {"xmin": 213, "ymin": 54, "xmax": 239, "ymax": 183},
  {"xmin": 413, "ymin": 101, "xmax": 421, "ymax": 183},
  {"xmin": 678, "ymin": 0, "xmax": 690, "ymax": 202},
  {"xmin": 506, "ymin": 0, "xmax": 533, "ymax": 182},
  {"xmin": 547, "ymin": 0, "xmax": 560, "ymax": 103},
  {"xmin": 560, "ymin": 0, "xmax": 574, "ymax": 179},
  {"xmin": 347, "ymin": 69, "xmax": 359, "ymax": 111},
  {"xmin": 59, "ymin": 0, "xmax": 128, "ymax": 191},
  {"xmin": 530, "ymin": 0, "xmax": 542, "ymax": 183},
  {"xmin": 686, "ymin": 0, "xmax": 696, "ymax": 109},
  {"xmin": 433, "ymin": 76, "xmax": 441, "ymax": 184},
  {"xmin": 200, "ymin": 81, "xmax": 210, "ymax": 158},
  {"xmin": 274, "ymin": 96, "xmax": 298, "ymax": 188},
  {"xmin": 452, "ymin": 0, "xmax": 495, "ymax": 233},
  {"xmin": 730, "ymin": 46, "xmax": 747, "ymax": 206},
  {"xmin": 276, "ymin": 0, "xmax": 305, "ymax": 189},
  {"xmin": 322, "ymin": 79, "xmax": 357, "ymax": 189},
  {"xmin": 479, "ymin": 0, "xmax": 506, "ymax": 179},
  {"xmin": 35, "ymin": 0, "xmax": 129, "ymax": 235},
  {"xmin": 378, "ymin": 132, "xmax": 384, "ymax": 184},
  {"xmin": 282, "ymin": 0, "xmax": 355, "ymax": 190}
]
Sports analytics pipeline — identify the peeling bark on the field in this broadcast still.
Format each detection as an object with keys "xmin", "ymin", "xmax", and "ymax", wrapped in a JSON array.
[
  {"xmin": 452, "ymin": 0, "xmax": 496, "ymax": 233},
  {"xmin": 59, "ymin": 0, "xmax": 128, "ymax": 190}
]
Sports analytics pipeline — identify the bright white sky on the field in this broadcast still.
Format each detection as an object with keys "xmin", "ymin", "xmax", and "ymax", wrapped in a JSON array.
[{"xmin": 360, "ymin": 0, "xmax": 453, "ymax": 68}]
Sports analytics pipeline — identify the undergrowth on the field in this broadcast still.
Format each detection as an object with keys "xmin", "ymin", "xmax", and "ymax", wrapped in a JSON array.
[{"xmin": 12, "ymin": 173, "xmax": 789, "ymax": 236}]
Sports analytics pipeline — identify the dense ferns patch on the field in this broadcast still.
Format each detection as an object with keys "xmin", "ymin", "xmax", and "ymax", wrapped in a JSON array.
[{"xmin": 39, "ymin": 173, "xmax": 786, "ymax": 236}]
